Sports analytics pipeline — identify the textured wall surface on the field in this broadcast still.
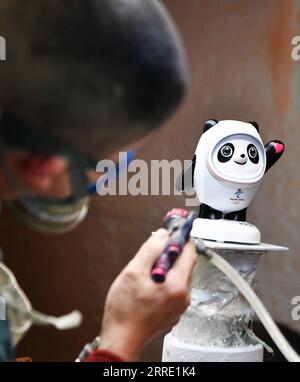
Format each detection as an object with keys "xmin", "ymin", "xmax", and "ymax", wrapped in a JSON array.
[{"xmin": 0, "ymin": 0, "xmax": 300, "ymax": 361}]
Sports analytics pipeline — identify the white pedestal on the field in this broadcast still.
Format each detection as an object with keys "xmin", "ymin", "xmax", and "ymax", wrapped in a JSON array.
[
  {"xmin": 162, "ymin": 333, "xmax": 263, "ymax": 362},
  {"xmin": 162, "ymin": 233, "xmax": 288, "ymax": 363}
]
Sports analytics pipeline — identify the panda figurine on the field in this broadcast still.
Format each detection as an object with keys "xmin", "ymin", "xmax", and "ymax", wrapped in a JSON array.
[{"xmin": 177, "ymin": 119, "xmax": 285, "ymax": 225}]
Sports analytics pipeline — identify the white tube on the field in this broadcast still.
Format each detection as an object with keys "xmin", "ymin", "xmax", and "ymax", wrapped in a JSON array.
[{"xmin": 197, "ymin": 244, "xmax": 300, "ymax": 362}]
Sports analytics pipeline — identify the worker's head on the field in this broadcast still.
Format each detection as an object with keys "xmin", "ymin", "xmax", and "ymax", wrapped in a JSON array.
[{"xmin": 0, "ymin": 0, "xmax": 188, "ymax": 204}]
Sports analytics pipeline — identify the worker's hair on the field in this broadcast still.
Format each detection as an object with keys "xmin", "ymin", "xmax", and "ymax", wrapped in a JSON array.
[{"xmin": 0, "ymin": 0, "xmax": 188, "ymax": 157}]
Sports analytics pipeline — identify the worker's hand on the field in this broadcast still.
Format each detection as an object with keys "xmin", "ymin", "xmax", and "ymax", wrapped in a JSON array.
[{"xmin": 99, "ymin": 228, "xmax": 196, "ymax": 361}]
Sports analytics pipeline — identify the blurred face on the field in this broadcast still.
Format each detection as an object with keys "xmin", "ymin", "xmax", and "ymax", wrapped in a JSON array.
[
  {"xmin": 0, "ymin": 127, "xmax": 153, "ymax": 201},
  {"xmin": 0, "ymin": 0, "xmax": 188, "ymax": 201},
  {"xmin": 0, "ymin": 149, "xmax": 67, "ymax": 201}
]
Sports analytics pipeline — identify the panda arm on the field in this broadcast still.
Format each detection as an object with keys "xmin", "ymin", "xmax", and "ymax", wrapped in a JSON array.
[{"xmin": 265, "ymin": 140, "xmax": 285, "ymax": 172}]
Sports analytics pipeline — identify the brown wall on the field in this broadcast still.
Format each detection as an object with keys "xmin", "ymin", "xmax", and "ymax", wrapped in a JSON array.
[{"xmin": 1, "ymin": 0, "xmax": 300, "ymax": 361}]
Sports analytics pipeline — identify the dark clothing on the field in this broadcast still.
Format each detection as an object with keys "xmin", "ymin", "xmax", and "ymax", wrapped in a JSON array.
[{"xmin": 0, "ymin": 320, "xmax": 13, "ymax": 362}]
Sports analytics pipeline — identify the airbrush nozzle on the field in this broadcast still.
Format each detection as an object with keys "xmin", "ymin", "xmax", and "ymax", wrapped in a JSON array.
[{"xmin": 151, "ymin": 209, "xmax": 196, "ymax": 283}]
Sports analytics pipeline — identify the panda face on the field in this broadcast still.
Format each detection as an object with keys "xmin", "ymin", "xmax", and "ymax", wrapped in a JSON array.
[
  {"xmin": 209, "ymin": 134, "xmax": 265, "ymax": 182},
  {"xmin": 217, "ymin": 142, "xmax": 259, "ymax": 164}
]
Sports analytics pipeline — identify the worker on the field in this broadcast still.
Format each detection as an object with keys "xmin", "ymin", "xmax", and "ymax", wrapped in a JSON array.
[{"xmin": 0, "ymin": 0, "xmax": 196, "ymax": 362}]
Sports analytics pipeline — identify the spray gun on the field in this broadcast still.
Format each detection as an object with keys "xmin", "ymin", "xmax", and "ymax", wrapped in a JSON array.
[{"xmin": 151, "ymin": 208, "xmax": 196, "ymax": 283}]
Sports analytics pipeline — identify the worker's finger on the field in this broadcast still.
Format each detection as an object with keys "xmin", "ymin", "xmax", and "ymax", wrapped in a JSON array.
[
  {"xmin": 167, "ymin": 240, "xmax": 197, "ymax": 284},
  {"xmin": 130, "ymin": 228, "xmax": 169, "ymax": 270}
]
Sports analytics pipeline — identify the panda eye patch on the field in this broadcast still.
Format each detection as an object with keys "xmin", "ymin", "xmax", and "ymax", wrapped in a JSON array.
[
  {"xmin": 247, "ymin": 144, "xmax": 259, "ymax": 163},
  {"xmin": 218, "ymin": 143, "xmax": 234, "ymax": 162}
]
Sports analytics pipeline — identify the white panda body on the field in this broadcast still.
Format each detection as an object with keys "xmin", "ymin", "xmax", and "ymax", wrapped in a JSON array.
[{"xmin": 193, "ymin": 120, "xmax": 266, "ymax": 214}]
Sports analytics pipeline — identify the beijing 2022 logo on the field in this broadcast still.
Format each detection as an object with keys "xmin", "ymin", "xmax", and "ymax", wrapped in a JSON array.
[{"xmin": 235, "ymin": 189, "xmax": 244, "ymax": 199}]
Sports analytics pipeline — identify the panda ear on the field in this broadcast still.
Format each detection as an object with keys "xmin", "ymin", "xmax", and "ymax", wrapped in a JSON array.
[
  {"xmin": 175, "ymin": 155, "xmax": 196, "ymax": 193},
  {"xmin": 203, "ymin": 119, "xmax": 218, "ymax": 133},
  {"xmin": 249, "ymin": 121, "xmax": 260, "ymax": 132}
]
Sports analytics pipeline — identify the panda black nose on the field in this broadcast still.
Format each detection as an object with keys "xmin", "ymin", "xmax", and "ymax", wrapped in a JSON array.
[{"xmin": 240, "ymin": 154, "xmax": 246, "ymax": 158}]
